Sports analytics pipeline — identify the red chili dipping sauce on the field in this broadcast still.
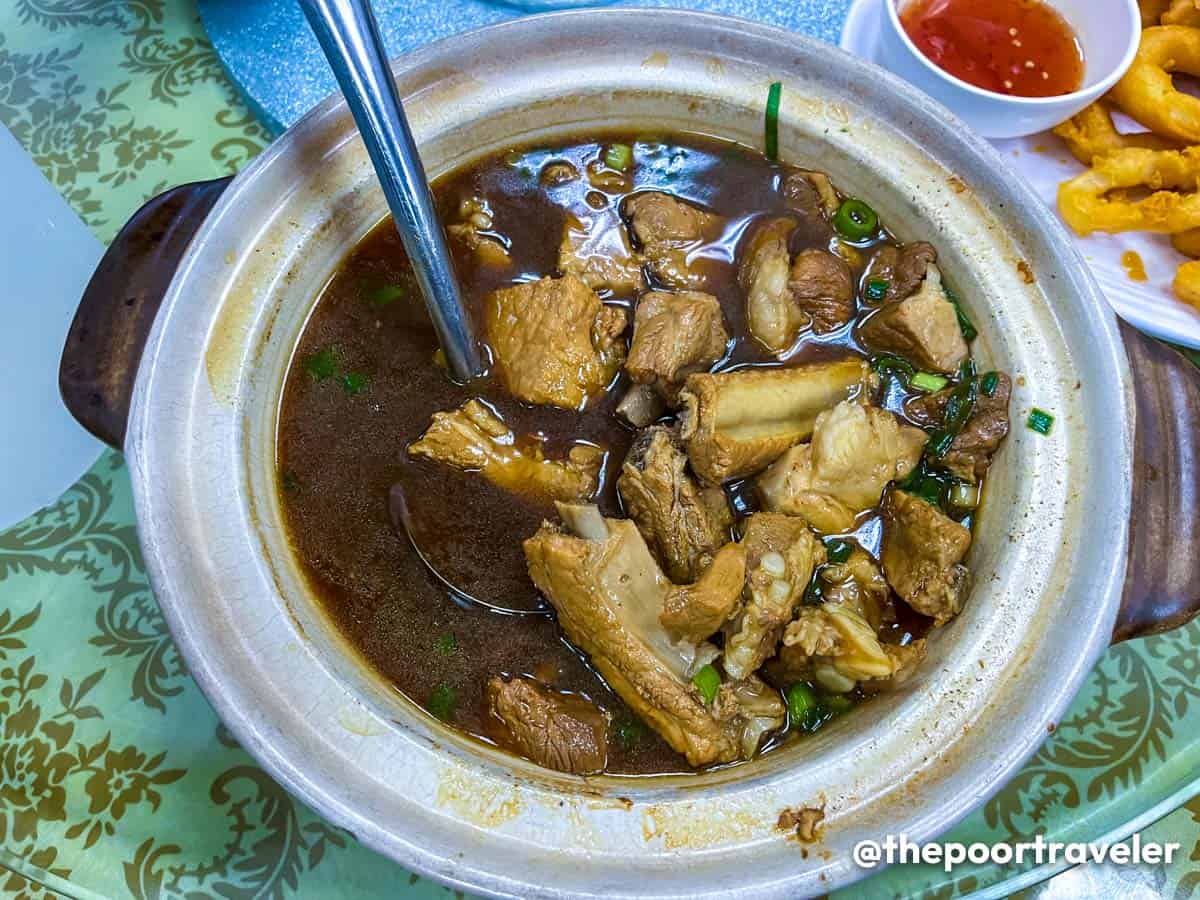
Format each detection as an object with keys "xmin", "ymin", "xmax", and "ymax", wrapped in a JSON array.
[{"xmin": 899, "ymin": 0, "xmax": 1085, "ymax": 98}]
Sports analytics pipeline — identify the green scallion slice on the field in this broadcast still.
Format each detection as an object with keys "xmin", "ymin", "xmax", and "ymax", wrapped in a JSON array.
[
  {"xmin": 614, "ymin": 717, "xmax": 644, "ymax": 752},
  {"xmin": 765, "ymin": 81, "xmax": 782, "ymax": 161},
  {"xmin": 864, "ymin": 277, "xmax": 890, "ymax": 302},
  {"xmin": 948, "ymin": 481, "xmax": 979, "ymax": 510},
  {"xmin": 304, "ymin": 347, "xmax": 338, "ymax": 381},
  {"xmin": 427, "ymin": 683, "xmax": 457, "ymax": 721},
  {"xmin": 341, "ymin": 372, "xmax": 368, "ymax": 394},
  {"xmin": 822, "ymin": 693, "xmax": 855, "ymax": 715},
  {"xmin": 943, "ymin": 284, "xmax": 978, "ymax": 341},
  {"xmin": 433, "ymin": 632, "xmax": 457, "ymax": 655},
  {"xmin": 833, "ymin": 198, "xmax": 879, "ymax": 242},
  {"xmin": 692, "ymin": 664, "xmax": 721, "ymax": 704},
  {"xmin": 1027, "ymin": 408, "xmax": 1054, "ymax": 435},
  {"xmin": 823, "ymin": 538, "xmax": 853, "ymax": 564},
  {"xmin": 366, "ymin": 284, "xmax": 405, "ymax": 306},
  {"xmin": 980, "ymin": 371, "xmax": 1000, "ymax": 396},
  {"xmin": 604, "ymin": 142, "xmax": 633, "ymax": 171},
  {"xmin": 911, "ymin": 372, "xmax": 949, "ymax": 393},
  {"xmin": 871, "ymin": 354, "xmax": 915, "ymax": 379},
  {"xmin": 786, "ymin": 682, "xmax": 821, "ymax": 731}
]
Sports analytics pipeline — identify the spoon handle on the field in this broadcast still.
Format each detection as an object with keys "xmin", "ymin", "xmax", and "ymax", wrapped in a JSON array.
[{"xmin": 298, "ymin": 0, "xmax": 483, "ymax": 381}]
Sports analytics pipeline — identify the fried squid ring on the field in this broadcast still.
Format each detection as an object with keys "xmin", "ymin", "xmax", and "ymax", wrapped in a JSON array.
[
  {"xmin": 1140, "ymin": 0, "xmax": 1171, "ymax": 25},
  {"xmin": 1057, "ymin": 147, "xmax": 1200, "ymax": 235},
  {"xmin": 1111, "ymin": 27, "xmax": 1200, "ymax": 143},
  {"xmin": 1174, "ymin": 260, "xmax": 1200, "ymax": 307},
  {"xmin": 1163, "ymin": 0, "xmax": 1200, "ymax": 25},
  {"xmin": 1052, "ymin": 102, "xmax": 1181, "ymax": 165},
  {"xmin": 1172, "ymin": 228, "xmax": 1200, "ymax": 257}
]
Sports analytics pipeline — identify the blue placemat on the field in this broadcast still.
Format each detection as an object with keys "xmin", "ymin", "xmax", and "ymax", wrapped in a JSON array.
[{"xmin": 198, "ymin": 0, "xmax": 852, "ymax": 133}]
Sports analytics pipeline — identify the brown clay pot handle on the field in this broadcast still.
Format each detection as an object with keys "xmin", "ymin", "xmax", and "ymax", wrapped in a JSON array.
[
  {"xmin": 59, "ymin": 177, "xmax": 233, "ymax": 449},
  {"xmin": 1115, "ymin": 321, "xmax": 1200, "ymax": 642}
]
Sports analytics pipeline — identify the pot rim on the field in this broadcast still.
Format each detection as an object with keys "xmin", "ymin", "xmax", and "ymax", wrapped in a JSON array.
[{"xmin": 125, "ymin": 8, "xmax": 1133, "ymax": 898}]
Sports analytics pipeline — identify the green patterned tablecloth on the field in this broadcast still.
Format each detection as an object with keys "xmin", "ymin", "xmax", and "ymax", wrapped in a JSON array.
[{"xmin": 2, "ymin": 2, "xmax": 1200, "ymax": 898}]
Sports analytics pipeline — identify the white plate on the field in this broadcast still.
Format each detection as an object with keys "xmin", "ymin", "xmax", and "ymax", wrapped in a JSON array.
[{"xmin": 842, "ymin": 0, "xmax": 1200, "ymax": 349}]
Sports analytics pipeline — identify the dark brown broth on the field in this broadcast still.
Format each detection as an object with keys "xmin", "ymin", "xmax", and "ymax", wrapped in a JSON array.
[{"xmin": 277, "ymin": 132, "xmax": 925, "ymax": 775}]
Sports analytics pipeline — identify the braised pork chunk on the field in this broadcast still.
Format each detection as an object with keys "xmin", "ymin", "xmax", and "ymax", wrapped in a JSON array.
[
  {"xmin": 487, "ymin": 676, "xmax": 610, "ymax": 775},
  {"xmin": 859, "ymin": 265, "xmax": 968, "ymax": 374},
  {"xmin": 757, "ymin": 401, "xmax": 926, "ymax": 533},
  {"xmin": 626, "ymin": 290, "xmax": 728, "ymax": 402},
  {"xmin": 485, "ymin": 275, "xmax": 627, "ymax": 409}
]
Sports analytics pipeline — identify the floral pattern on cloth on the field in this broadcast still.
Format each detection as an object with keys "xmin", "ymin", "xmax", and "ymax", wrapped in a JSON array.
[{"xmin": 0, "ymin": 1, "xmax": 1199, "ymax": 898}]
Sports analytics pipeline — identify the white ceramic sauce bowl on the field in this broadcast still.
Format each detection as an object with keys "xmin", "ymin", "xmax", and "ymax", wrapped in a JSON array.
[{"xmin": 878, "ymin": 0, "xmax": 1140, "ymax": 138}]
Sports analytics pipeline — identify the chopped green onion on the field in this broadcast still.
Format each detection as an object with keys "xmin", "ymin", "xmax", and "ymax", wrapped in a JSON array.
[
  {"xmin": 433, "ymin": 632, "xmax": 457, "ymax": 655},
  {"xmin": 280, "ymin": 470, "xmax": 300, "ymax": 493},
  {"xmin": 864, "ymin": 277, "xmax": 890, "ymax": 302},
  {"xmin": 915, "ymin": 475, "xmax": 946, "ymax": 506},
  {"xmin": 911, "ymin": 372, "xmax": 949, "ymax": 393},
  {"xmin": 871, "ymin": 354, "xmax": 915, "ymax": 379},
  {"xmin": 803, "ymin": 571, "xmax": 825, "ymax": 605},
  {"xmin": 765, "ymin": 81, "xmax": 782, "ymax": 161},
  {"xmin": 603, "ymin": 142, "xmax": 633, "ymax": 171},
  {"xmin": 303, "ymin": 347, "xmax": 338, "ymax": 381},
  {"xmin": 426, "ymin": 683, "xmax": 457, "ymax": 721},
  {"xmin": 366, "ymin": 283, "xmax": 406, "ymax": 306},
  {"xmin": 341, "ymin": 372, "xmax": 368, "ymax": 394},
  {"xmin": 927, "ymin": 367, "xmax": 978, "ymax": 459},
  {"xmin": 613, "ymin": 717, "xmax": 645, "ymax": 752},
  {"xmin": 824, "ymin": 538, "xmax": 853, "ymax": 564},
  {"xmin": 1027, "ymin": 408, "xmax": 1054, "ymax": 435},
  {"xmin": 980, "ymin": 371, "xmax": 1000, "ymax": 396},
  {"xmin": 822, "ymin": 693, "xmax": 855, "ymax": 715},
  {"xmin": 692, "ymin": 664, "xmax": 721, "ymax": 704},
  {"xmin": 833, "ymin": 198, "xmax": 879, "ymax": 242},
  {"xmin": 943, "ymin": 284, "xmax": 978, "ymax": 341},
  {"xmin": 948, "ymin": 481, "xmax": 979, "ymax": 510},
  {"xmin": 786, "ymin": 682, "xmax": 825, "ymax": 732}
]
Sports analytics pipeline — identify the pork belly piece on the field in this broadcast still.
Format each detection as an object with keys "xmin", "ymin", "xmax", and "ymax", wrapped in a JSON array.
[
  {"xmin": 881, "ymin": 489, "xmax": 971, "ymax": 625},
  {"xmin": 858, "ymin": 264, "xmax": 968, "ymax": 374},
  {"xmin": 659, "ymin": 542, "xmax": 746, "ymax": 643},
  {"xmin": 618, "ymin": 427, "xmax": 733, "ymax": 583},
  {"xmin": 722, "ymin": 512, "xmax": 825, "ymax": 682},
  {"xmin": 485, "ymin": 275, "xmax": 628, "ymax": 409},
  {"xmin": 789, "ymin": 248, "xmax": 855, "ymax": 335},
  {"xmin": 408, "ymin": 399, "xmax": 602, "ymax": 502},
  {"xmin": 757, "ymin": 400, "xmax": 926, "ymax": 533},
  {"xmin": 624, "ymin": 191, "xmax": 722, "ymax": 290},
  {"xmin": 678, "ymin": 357, "xmax": 871, "ymax": 485},
  {"xmin": 486, "ymin": 676, "xmax": 610, "ymax": 775},
  {"xmin": 626, "ymin": 290, "xmax": 729, "ymax": 402},
  {"xmin": 524, "ymin": 505, "xmax": 769, "ymax": 766},
  {"xmin": 557, "ymin": 209, "xmax": 646, "ymax": 295},
  {"xmin": 905, "ymin": 372, "xmax": 1012, "ymax": 483},
  {"xmin": 739, "ymin": 217, "xmax": 805, "ymax": 354},
  {"xmin": 862, "ymin": 241, "xmax": 938, "ymax": 303}
]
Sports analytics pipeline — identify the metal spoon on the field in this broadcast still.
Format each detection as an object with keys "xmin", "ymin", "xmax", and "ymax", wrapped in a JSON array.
[{"xmin": 298, "ymin": 0, "xmax": 483, "ymax": 381}]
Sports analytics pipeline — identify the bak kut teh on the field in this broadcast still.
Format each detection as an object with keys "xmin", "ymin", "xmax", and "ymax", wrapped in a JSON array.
[
  {"xmin": 277, "ymin": 132, "xmax": 1012, "ymax": 777},
  {"xmin": 899, "ymin": 0, "xmax": 1085, "ymax": 97}
]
